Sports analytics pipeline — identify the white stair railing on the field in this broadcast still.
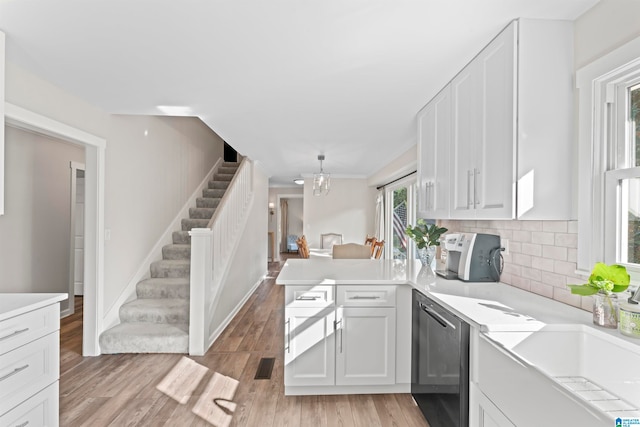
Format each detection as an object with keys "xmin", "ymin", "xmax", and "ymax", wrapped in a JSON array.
[{"xmin": 188, "ymin": 158, "xmax": 253, "ymax": 355}]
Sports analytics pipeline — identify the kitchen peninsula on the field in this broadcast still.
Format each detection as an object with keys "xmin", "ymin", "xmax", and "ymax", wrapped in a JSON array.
[{"xmin": 277, "ymin": 258, "xmax": 640, "ymax": 427}]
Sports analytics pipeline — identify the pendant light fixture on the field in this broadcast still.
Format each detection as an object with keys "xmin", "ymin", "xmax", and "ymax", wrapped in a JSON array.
[{"xmin": 313, "ymin": 154, "xmax": 330, "ymax": 196}]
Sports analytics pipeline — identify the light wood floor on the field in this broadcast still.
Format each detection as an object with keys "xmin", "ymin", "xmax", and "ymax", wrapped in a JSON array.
[{"xmin": 60, "ymin": 255, "xmax": 428, "ymax": 426}]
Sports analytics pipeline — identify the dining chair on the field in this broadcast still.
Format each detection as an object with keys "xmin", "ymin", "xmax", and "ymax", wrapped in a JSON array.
[
  {"xmin": 332, "ymin": 243, "xmax": 372, "ymax": 259},
  {"xmin": 364, "ymin": 235, "xmax": 377, "ymax": 256},
  {"xmin": 296, "ymin": 236, "xmax": 309, "ymax": 259},
  {"xmin": 372, "ymin": 240, "xmax": 385, "ymax": 259},
  {"xmin": 321, "ymin": 233, "xmax": 343, "ymax": 250}
]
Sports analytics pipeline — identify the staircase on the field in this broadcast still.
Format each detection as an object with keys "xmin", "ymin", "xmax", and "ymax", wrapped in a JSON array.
[{"xmin": 99, "ymin": 162, "xmax": 240, "ymax": 353}]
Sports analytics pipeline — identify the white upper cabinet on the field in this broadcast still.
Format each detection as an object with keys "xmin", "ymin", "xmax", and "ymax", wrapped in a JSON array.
[
  {"xmin": 418, "ymin": 86, "xmax": 451, "ymax": 219},
  {"xmin": 418, "ymin": 19, "xmax": 574, "ymax": 220}
]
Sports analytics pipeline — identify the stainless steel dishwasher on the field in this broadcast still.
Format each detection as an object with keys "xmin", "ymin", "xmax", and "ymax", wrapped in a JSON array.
[{"xmin": 412, "ymin": 289, "xmax": 469, "ymax": 427}]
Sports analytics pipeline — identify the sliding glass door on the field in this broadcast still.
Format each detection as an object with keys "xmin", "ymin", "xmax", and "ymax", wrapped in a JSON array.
[{"xmin": 384, "ymin": 178, "xmax": 417, "ymax": 260}]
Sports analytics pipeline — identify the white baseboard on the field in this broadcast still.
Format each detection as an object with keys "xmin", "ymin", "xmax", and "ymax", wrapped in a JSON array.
[{"xmin": 102, "ymin": 159, "xmax": 223, "ymax": 331}]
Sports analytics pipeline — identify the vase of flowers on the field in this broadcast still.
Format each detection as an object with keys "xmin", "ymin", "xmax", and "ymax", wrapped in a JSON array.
[
  {"xmin": 568, "ymin": 263, "xmax": 630, "ymax": 328},
  {"xmin": 405, "ymin": 219, "xmax": 448, "ymax": 268}
]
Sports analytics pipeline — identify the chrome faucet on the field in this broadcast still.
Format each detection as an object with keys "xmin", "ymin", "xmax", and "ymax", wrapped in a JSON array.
[{"xmin": 630, "ymin": 286, "xmax": 640, "ymax": 304}]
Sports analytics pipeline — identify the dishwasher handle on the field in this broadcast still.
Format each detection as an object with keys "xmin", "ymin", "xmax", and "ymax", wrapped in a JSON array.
[{"xmin": 419, "ymin": 302, "xmax": 457, "ymax": 330}]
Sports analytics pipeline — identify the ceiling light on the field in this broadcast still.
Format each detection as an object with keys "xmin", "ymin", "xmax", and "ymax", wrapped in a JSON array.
[
  {"xmin": 313, "ymin": 154, "xmax": 330, "ymax": 196},
  {"xmin": 293, "ymin": 178, "xmax": 304, "ymax": 185}
]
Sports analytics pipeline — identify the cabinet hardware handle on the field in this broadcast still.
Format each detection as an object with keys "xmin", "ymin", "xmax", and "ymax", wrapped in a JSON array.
[
  {"xmin": 285, "ymin": 319, "xmax": 291, "ymax": 353},
  {"xmin": 296, "ymin": 296, "xmax": 320, "ymax": 301},
  {"xmin": 429, "ymin": 182, "xmax": 434, "ymax": 210},
  {"xmin": 467, "ymin": 170, "xmax": 473, "ymax": 208},
  {"xmin": 15, "ymin": 421, "xmax": 29, "ymax": 427},
  {"xmin": 0, "ymin": 328, "xmax": 29, "ymax": 341},
  {"xmin": 474, "ymin": 168, "xmax": 480, "ymax": 206},
  {"xmin": 0, "ymin": 364, "xmax": 29, "ymax": 382},
  {"xmin": 351, "ymin": 296, "xmax": 380, "ymax": 300},
  {"xmin": 420, "ymin": 303, "xmax": 457, "ymax": 330},
  {"xmin": 334, "ymin": 319, "xmax": 343, "ymax": 353}
]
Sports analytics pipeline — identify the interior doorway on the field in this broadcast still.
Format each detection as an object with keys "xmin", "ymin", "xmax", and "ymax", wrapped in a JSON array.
[
  {"xmin": 66, "ymin": 162, "xmax": 85, "ymax": 318},
  {"xmin": 276, "ymin": 194, "xmax": 303, "ymax": 260}
]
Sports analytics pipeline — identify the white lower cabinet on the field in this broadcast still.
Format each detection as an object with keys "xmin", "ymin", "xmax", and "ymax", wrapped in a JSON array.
[
  {"xmin": 335, "ymin": 307, "xmax": 395, "ymax": 386},
  {"xmin": 284, "ymin": 307, "xmax": 335, "ymax": 387},
  {"xmin": 0, "ymin": 300, "xmax": 62, "ymax": 426},
  {"xmin": 284, "ymin": 285, "xmax": 400, "ymax": 394},
  {"xmin": 470, "ymin": 383, "xmax": 515, "ymax": 427}
]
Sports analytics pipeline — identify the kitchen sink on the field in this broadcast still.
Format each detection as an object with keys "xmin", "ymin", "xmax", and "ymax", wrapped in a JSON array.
[{"xmin": 483, "ymin": 324, "xmax": 640, "ymax": 423}]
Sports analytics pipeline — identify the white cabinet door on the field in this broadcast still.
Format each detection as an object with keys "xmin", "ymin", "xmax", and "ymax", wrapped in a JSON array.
[
  {"xmin": 475, "ymin": 21, "xmax": 516, "ymax": 219},
  {"xmin": 335, "ymin": 307, "xmax": 396, "ymax": 386},
  {"xmin": 284, "ymin": 307, "xmax": 335, "ymax": 387},
  {"xmin": 470, "ymin": 383, "xmax": 515, "ymax": 427},
  {"xmin": 418, "ymin": 87, "xmax": 451, "ymax": 219},
  {"xmin": 451, "ymin": 64, "xmax": 479, "ymax": 219}
]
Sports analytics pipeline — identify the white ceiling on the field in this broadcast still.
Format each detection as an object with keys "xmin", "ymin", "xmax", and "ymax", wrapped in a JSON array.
[{"xmin": 0, "ymin": 0, "xmax": 598, "ymax": 187}]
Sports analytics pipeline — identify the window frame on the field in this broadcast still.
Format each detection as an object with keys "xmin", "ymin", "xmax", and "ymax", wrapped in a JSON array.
[
  {"xmin": 384, "ymin": 176, "xmax": 417, "ymax": 260},
  {"xmin": 577, "ymin": 35, "xmax": 640, "ymax": 285}
]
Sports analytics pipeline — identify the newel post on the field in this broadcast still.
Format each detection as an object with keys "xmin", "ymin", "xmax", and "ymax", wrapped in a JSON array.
[{"xmin": 188, "ymin": 228, "xmax": 213, "ymax": 356}]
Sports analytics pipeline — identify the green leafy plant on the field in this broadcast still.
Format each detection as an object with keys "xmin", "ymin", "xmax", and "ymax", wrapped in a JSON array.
[
  {"xmin": 405, "ymin": 219, "xmax": 448, "ymax": 249},
  {"xmin": 568, "ymin": 262, "xmax": 630, "ymax": 296}
]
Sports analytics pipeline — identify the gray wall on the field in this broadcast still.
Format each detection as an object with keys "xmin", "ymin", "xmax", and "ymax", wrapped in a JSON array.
[{"xmin": 0, "ymin": 126, "xmax": 85, "ymax": 313}]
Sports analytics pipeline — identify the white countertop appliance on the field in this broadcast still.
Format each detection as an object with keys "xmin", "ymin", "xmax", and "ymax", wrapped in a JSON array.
[{"xmin": 437, "ymin": 233, "xmax": 502, "ymax": 282}]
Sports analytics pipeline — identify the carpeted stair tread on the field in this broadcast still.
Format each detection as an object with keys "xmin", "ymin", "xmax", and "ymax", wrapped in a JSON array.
[
  {"xmin": 208, "ymin": 180, "xmax": 230, "ymax": 190},
  {"xmin": 214, "ymin": 173, "xmax": 234, "ymax": 182},
  {"xmin": 119, "ymin": 298, "xmax": 189, "ymax": 324},
  {"xmin": 172, "ymin": 231, "xmax": 191, "ymax": 244},
  {"xmin": 203, "ymin": 188, "xmax": 226, "ymax": 198},
  {"xmin": 189, "ymin": 207, "xmax": 216, "ymax": 219},
  {"xmin": 137, "ymin": 277, "xmax": 190, "ymax": 299},
  {"xmin": 151, "ymin": 259, "xmax": 190, "ymax": 278},
  {"xmin": 181, "ymin": 218, "xmax": 210, "ymax": 231},
  {"xmin": 218, "ymin": 166, "xmax": 238, "ymax": 175},
  {"xmin": 196, "ymin": 197, "xmax": 220, "ymax": 208},
  {"xmin": 161, "ymin": 244, "xmax": 191, "ymax": 260},
  {"xmin": 99, "ymin": 323, "xmax": 189, "ymax": 354}
]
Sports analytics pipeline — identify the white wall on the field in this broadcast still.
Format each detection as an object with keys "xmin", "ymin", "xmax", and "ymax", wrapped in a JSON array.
[
  {"xmin": 5, "ymin": 61, "xmax": 226, "ymax": 321},
  {"xmin": 104, "ymin": 115, "xmax": 224, "ymax": 310},
  {"xmin": 574, "ymin": 0, "xmax": 640, "ymax": 69},
  {"xmin": 287, "ymin": 198, "xmax": 303, "ymax": 238},
  {"xmin": 210, "ymin": 165, "xmax": 269, "ymax": 332},
  {"xmin": 303, "ymin": 178, "xmax": 378, "ymax": 248},
  {"xmin": 367, "ymin": 145, "xmax": 417, "ymax": 188},
  {"xmin": 0, "ymin": 126, "xmax": 85, "ymax": 313}
]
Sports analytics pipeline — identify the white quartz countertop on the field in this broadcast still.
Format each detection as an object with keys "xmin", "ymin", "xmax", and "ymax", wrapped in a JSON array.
[
  {"xmin": 277, "ymin": 259, "xmax": 639, "ymax": 346},
  {"xmin": 0, "ymin": 293, "xmax": 68, "ymax": 322}
]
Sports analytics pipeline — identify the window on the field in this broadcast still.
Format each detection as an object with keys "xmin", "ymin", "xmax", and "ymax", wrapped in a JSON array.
[
  {"xmin": 384, "ymin": 177, "xmax": 417, "ymax": 260},
  {"xmin": 577, "ymin": 36, "xmax": 640, "ymax": 282}
]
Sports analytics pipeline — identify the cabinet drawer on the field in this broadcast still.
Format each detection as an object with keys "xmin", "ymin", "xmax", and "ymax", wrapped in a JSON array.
[
  {"xmin": 285, "ymin": 286, "xmax": 335, "ymax": 308},
  {"xmin": 337, "ymin": 286, "xmax": 396, "ymax": 307},
  {"xmin": 0, "ymin": 381, "xmax": 58, "ymax": 427},
  {"xmin": 0, "ymin": 304, "xmax": 60, "ymax": 356},
  {"xmin": 0, "ymin": 332, "xmax": 59, "ymax": 417}
]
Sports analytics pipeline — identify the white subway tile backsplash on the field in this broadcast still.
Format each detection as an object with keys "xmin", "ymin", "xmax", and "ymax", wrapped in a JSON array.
[
  {"xmin": 555, "ymin": 233, "xmax": 578, "ymax": 248},
  {"xmin": 521, "ymin": 243, "xmax": 542, "ymax": 257},
  {"xmin": 541, "ymin": 271, "xmax": 569, "ymax": 288},
  {"xmin": 531, "ymin": 231, "xmax": 555, "ymax": 245},
  {"xmin": 521, "ymin": 221, "xmax": 543, "ymax": 231},
  {"xmin": 531, "ymin": 280, "xmax": 554, "ymax": 298},
  {"xmin": 542, "ymin": 221, "xmax": 568, "ymax": 233},
  {"xmin": 554, "ymin": 260, "xmax": 577, "ymax": 276},
  {"xmin": 532, "ymin": 256, "xmax": 555, "ymax": 272},
  {"xmin": 521, "ymin": 267, "xmax": 542, "ymax": 281},
  {"xmin": 553, "ymin": 288, "xmax": 582, "ymax": 308},
  {"xmin": 542, "ymin": 245, "xmax": 568, "ymax": 261},
  {"xmin": 513, "ymin": 230, "xmax": 532, "ymax": 243},
  {"xmin": 513, "ymin": 253, "xmax": 532, "ymax": 267},
  {"xmin": 444, "ymin": 219, "xmax": 584, "ymax": 312}
]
